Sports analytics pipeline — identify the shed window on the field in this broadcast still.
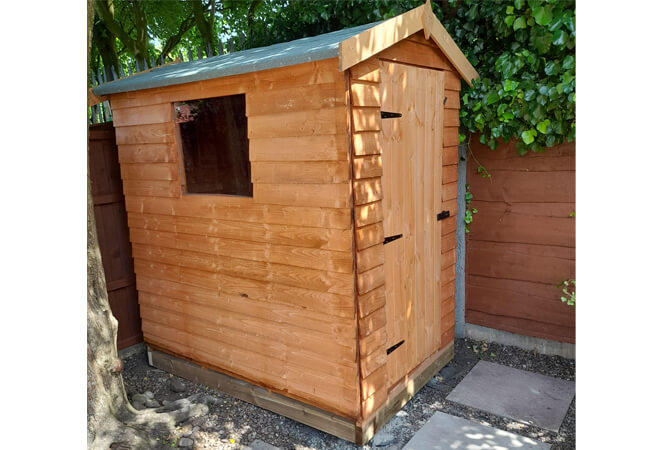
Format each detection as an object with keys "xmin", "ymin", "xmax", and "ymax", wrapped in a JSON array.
[{"xmin": 175, "ymin": 94, "xmax": 252, "ymax": 196}]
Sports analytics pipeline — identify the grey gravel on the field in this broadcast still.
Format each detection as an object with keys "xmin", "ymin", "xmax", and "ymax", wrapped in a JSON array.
[
  {"xmin": 145, "ymin": 390, "xmax": 155, "ymax": 399},
  {"xmin": 120, "ymin": 337, "xmax": 575, "ymax": 449}
]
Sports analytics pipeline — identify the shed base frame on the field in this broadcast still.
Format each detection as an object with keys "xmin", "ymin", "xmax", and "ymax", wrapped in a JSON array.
[{"xmin": 146, "ymin": 342, "xmax": 454, "ymax": 444}]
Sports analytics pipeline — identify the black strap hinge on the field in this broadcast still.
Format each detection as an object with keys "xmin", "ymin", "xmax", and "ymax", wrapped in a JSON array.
[
  {"xmin": 383, "ymin": 234, "xmax": 403, "ymax": 245},
  {"xmin": 387, "ymin": 340, "xmax": 405, "ymax": 355},
  {"xmin": 381, "ymin": 111, "xmax": 402, "ymax": 119},
  {"xmin": 437, "ymin": 210, "xmax": 450, "ymax": 221}
]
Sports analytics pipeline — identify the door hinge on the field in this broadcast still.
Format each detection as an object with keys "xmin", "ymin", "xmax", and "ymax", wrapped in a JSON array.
[
  {"xmin": 383, "ymin": 233, "xmax": 403, "ymax": 245},
  {"xmin": 443, "ymin": 96, "xmax": 448, "ymax": 105},
  {"xmin": 381, "ymin": 111, "xmax": 402, "ymax": 119},
  {"xmin": 386, "ymin": 340, "xmax": 405, "ymax": 355},
  {"xmin": 437, "ymin": 210, "xmax": 450, "ymax": 221}
]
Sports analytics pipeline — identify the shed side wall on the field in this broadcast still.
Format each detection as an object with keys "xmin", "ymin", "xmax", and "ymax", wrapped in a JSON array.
[
  {"xmin": 108, "ymin": 58, "xmax": 360, "ymax": 418},
  {"xmin": 349, "ymin": 33, "xmax": 461, "ymax": 422}
]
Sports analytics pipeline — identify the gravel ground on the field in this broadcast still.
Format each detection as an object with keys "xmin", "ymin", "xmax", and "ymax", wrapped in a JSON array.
[{"xmin": 121, "ymin": 337, "xmax": 575, "ymax": 449}]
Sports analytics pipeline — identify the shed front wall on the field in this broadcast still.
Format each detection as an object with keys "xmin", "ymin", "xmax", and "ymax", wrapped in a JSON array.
[
  {"xmin": 348, "ymin": 33, "xmax": 461, "ymax": 421},
  {"xmin": 107, "ymin": 58, "xmax": 361, "ymax": 418}
]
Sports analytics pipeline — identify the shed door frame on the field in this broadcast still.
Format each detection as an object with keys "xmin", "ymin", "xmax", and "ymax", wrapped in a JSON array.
[{"xmin": 378, "ymin": 60, "xmax": 444, "ymax": 388}]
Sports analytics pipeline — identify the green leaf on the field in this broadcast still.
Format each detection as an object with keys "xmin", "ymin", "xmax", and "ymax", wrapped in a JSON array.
[
  {"xmin": 563, "ymin": 54, "xmax": 575, "ymax": 70},
  {"xmin": 503, "ymin": 79, "xmax": 519, "ymax": 91},
  {"xmin": 506, "ymin": 6, "xmax": 515, "ymax": 14},
  {"xmin": 537, "ymin": 119, "xmax": 550, "ymax": 134},
  {"xmin": 552, "ymin": 29, "xmax": 567, "ymax": 46},
  {"xmin": 514, "ymin": 0, "xmax": 525, "ymax": 9},
  {"xmin": 505, "ymin": 15, "xmax": 515, "ymax": 27},
  {"xmin": 533, "ymin": 6, "xmax": 553, "ymax": 26},
  {"xmin": 502, "ymin": 111, "xmax": 514, "ymax": 120},
  {"xmin": 521, "ymin": 129, "xmax": 537, "ymax": 144},
  {"xmin": 544, "ymin": 60, "xmax": 560, "ymax": 75},
  {"xmin": 513, "ymin": 16, "xmax": 526, "ymax": 30},
  {"xmin": 458, "ymin": 133, "xmax": 466, "ymax": 144},
  {"xmin": 486, "ymin": 92, "xmax": 500, "ymax": 105}
]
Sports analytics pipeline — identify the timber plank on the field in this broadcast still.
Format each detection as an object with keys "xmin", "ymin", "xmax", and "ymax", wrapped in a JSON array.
[
  {"xmin": 352, "ymin": 108, "xmax": 381, "ymax": 132},
  {"xmin": 250, "ymin": 135, "xmax": 349, "ymax": 162},
  {"xmin": 353, "ymin": 155, "xmax": 383, "ymax": 180},
  {"xmin": 352, "ymin": 132, "xmax": 382, "ymax": 156},
  {"xmin": 356, "ymin": 244, "xmax": 384, "ymax": 273},
  {"xmin": 115, "ymin": 122, "xmax": 175, "ymax": 145},
  {"xmin": 468, "ymin": 170, "xmax": 575, "ymax": 203},
  {"xmin": 350, "ymin": 60, "xmax": 381, "ymax": 82},
  {"xmin": 251, "ymin": 161, "xmax": 350, "ymax": 184},
  {"xmin": 354, "ymin": 201, "xmax": 384, "ymax": 228},
  {"xmin": 355, "ymin": 222, "xmax": 384, "ymax": 250},
  {"xmin": 118, "ymin": 143, "xmax": 177, "ymax": 163},
  {"xmin": 357, "ymin": 264, "xmax": 385, "ymax": 295},
  {"xmin": 112, "ymin": 103, "xmax": 172, "ymax": 127},
  {"xmin": 254, "ymin": 183, "xmax": 351, "ymax": 208},
  {"xmin": 124, "ymin": 196, "xmax": 352, "ymax": 229},
  {"xmin": 359, "ymin": 327, "xmax": 387, "ymax": 357},
  {"xmin": 246, "ymin": 82, "xmax": 345, "ymax": 116},
  {"xmin": 350, "ymin": 82, "xmax": 381, "ymax": 107},
  {"xmin": 358, "ymin": 285, "xmax": 386, "ymax": 318},
  {"xmin": 353, "ymin": 178, "xmax": 383, "ymax": 205},
  {"xmin": 466, "ymin": 241, "xmax": 575, "ymax": 286},
  {"xmin": 123, "ymin": 179, "xmax": 181, "ymax": 198},
  {"xmin": 468, "ymin": 206, "xmax": 575, "ymax": 248},
  {"xmin": 466, "ymin": 275, "xmax": 575, "ymax": 327},
  {"xmin": 248, "ymin": 108, "xmax": 346, "ymax": 138},
  {"xmin": 120, "ymin": 163, "xmax": 178, "ymax": 181}
]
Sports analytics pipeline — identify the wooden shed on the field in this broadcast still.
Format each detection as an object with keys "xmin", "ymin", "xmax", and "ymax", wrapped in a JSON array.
[{"xmin": 92, "ymin": 1, "xmax": 477, "ymax": 443}]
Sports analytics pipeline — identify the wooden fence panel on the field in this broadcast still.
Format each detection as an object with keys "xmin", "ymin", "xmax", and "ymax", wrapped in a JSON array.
[
  {"xmin": 89, "ymin": 123, "xmax": 142, "ymax": 349},
  {"xmin": 466, "ymin": 139, "xmax": 575, "ymax": 343}
]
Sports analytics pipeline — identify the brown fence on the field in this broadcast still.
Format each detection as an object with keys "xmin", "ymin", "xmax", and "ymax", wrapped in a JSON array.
[
  {"xmin": 89, "ymin": 123, "xmax": 142, "ymax": 349},
  {"xmin": 465, "ymin": 138, "xmax": 575, "ymax": 343}
]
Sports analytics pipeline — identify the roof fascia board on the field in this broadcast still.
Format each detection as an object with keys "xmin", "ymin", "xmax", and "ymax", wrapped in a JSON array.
[
  {"xmin": 338, "ymin": 4, "xmax": 426, "ymax": 71},
  {"xmin": 339, "ymin": 1, "xmax": 479, "ymax": 86},
  {"xmin": 422, "ymin": 4, "xmax": 479, "ymax": 85}
]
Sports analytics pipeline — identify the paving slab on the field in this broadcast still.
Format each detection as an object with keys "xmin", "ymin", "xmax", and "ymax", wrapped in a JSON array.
[
  {"xmin": 446, "ymin": 360, "xmax": 574, "ymax": 432},
  {"xmin": 402, "ymin": 411, "xmax": 550, "ymax": 449}
]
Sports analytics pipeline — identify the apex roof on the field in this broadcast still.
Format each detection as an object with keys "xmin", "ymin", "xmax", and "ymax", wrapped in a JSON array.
[{"xmin": 92, "ymin": 1, "xmax": 477, "ymax": 96}]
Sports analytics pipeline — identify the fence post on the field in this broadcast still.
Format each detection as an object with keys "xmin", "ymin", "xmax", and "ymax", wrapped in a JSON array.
[
  {"xmin": 218, "ymin": 41, "xmax": 224, "ymax": 55},
  {"xmin": 187, "ymin": 48, "xmax": 193, "ymax": 61}
]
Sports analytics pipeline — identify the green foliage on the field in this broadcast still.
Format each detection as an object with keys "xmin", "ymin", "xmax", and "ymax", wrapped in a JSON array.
[
  {"xmin": 464, "ymin": 183, "xmax": 477, "ymax": 233},
  {"xmin": 559, "ymin": 279, "xmax": 575, "ymax": 306},
  {"xmin": 443, "ymin": 0, "xmax": 575, "ymax": 154}
]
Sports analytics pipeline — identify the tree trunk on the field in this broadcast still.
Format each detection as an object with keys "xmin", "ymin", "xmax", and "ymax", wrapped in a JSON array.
[{"xmin": 87, "ymin": 4, "xmax": 210, "ymax": 448}]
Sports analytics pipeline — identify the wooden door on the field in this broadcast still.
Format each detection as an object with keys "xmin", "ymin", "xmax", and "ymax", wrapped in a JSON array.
[{"xmin": 379, "ymin": 61, "xmax": 444, "ymax": 387}]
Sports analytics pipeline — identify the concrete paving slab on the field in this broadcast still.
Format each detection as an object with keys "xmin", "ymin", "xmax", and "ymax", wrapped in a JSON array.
[
  {"xmin": 446, "ymin": 361, "xmax": 574, "ymax": 432},
  {"xmin": 402, "ymin": 411, "xmax": 549, "ymax": 449}
]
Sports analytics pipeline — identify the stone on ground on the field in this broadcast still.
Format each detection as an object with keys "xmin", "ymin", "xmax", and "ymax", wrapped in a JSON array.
[
  {"xmin": 402, "ymin": 411, "xmax": 549, "ymax": 449},
  {"xmin": 178, "ymin": 437, "xmax": 194, "ymax": 447},
  {"xmin": 242, "ymin": 439, "xmax": 280, "ymax": 450},
  {"xmin": 170, "ymin": 378, "xmax": 186, "ymax": 393},
  {"xmin": 446, "ymin": 360, "xmax": 575, "ymax": 432}
]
